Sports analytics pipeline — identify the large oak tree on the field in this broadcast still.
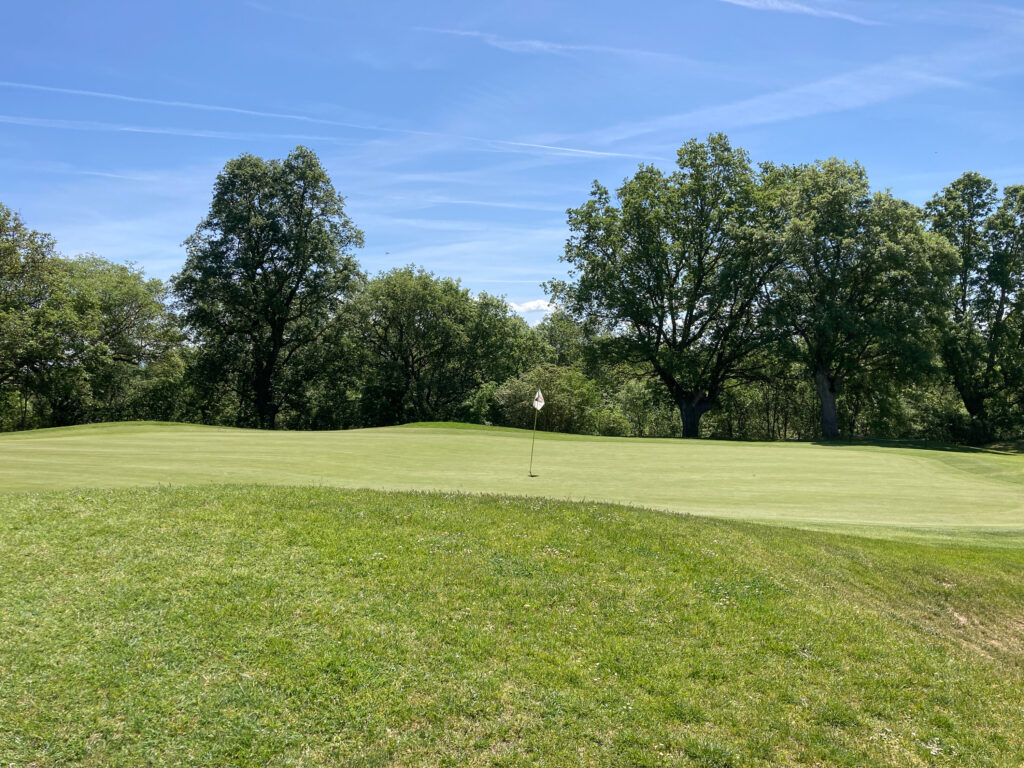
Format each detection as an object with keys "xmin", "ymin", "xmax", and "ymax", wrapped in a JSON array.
[
  {"xmin": 769, "ymin": 159, "xmax": 951, "ymax": 439},
  {"xmin": 548, "ymin": 134, "xmax": 779, "ymax": 438}
]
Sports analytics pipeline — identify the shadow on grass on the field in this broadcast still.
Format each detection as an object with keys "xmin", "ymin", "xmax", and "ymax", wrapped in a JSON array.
[{"xmin": 810, "ymin": 437, "xmax": 1024, "ymax": 455}]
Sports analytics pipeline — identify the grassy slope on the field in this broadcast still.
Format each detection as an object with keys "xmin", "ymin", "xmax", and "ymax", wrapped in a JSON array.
[
  {"xmin": 1, "ymin": 486, "xmax": 1023, "ymax": 767},
  {"xmin": 2, "ymin": 421, "xmax": 1023, "ymax": 538}
]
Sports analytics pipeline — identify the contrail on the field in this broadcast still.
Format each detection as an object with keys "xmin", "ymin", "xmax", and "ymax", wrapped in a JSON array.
[
  {"xmin": 0, "ymin": 80, "xmax": 647, "ymax": 159},
  {"xmin": 0, "ymin": 113, "xmax": 358, "ymax": 144}
]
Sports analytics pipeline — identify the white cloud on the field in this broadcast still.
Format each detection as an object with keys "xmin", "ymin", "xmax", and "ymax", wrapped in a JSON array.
[
  {"xmin": 509, "ymin": 299, "xmax": 554, "ymax": 314},
  {"xmin": 717, "ymin": 0, "xmax": 878, "ymax": 25}
]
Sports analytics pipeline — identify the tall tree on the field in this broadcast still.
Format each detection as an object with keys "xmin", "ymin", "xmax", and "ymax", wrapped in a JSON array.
[
  {"xmin": 0, "ymin": 203, "xmax": 63, "ymax": 392},
  {"xmin": 173, "ymin": 147, "xmax": 362, "ymax": 429},
  {"xmin": 59, "ymin": 256, "xmax": 181, "ymax": 424},
  {"xmin": 985, "ymin": 185, "xmax": 1024, "ymax": 426},
  {"xmin": 926, "ymin": 174, "xmax": 1024, "ymax": 438},
  {"xmin": 1, "ymin": 205, "xmax": 180, "ymax": 430},
  {"xmin": 535, "ymin": 310, "xmax": 592, "ymax": 369},
  {"xmin": 347, "ymin": 266, "xmax": 534, "ymax": 426},
  {"xmin": 548, "ymin": 134, "xmax": 778, "ymax": 437},
  {"xmin": 770, "ymin": 159, "xmax": 950, "ymax": 439}
]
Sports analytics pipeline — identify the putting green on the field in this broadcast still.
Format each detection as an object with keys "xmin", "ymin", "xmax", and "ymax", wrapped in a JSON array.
[{"xmin": 2, "ymin": 421, "xmax": 1023, "ymax": 536}]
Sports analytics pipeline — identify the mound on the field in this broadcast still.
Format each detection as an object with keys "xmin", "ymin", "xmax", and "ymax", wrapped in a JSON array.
[{"xmin": 1, "ymin": 486, "xmax": 1022, "ymax": 765}]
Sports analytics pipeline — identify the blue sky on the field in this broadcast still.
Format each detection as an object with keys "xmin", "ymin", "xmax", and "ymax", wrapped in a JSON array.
[{"xmin": 2, "ymin": 0, "xmax": 1023, "ymax": 320}]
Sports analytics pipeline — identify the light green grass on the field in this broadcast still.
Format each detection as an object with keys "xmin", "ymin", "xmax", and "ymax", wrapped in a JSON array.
[
  {"xmin": 2, "ymin": 421, "xmax": 1023, "ymax": 539},
  {"xmin": 3, "ymin": 426, "xmax": 1024, "ymax": 765},
  {"xmin": 1, "ymin": 486, "xmax": 1022, "ymax": 767}
]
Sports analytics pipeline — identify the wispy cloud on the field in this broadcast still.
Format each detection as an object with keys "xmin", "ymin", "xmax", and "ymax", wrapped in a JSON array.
[
  {"xmin": 0, "ymin": 80, "xmax": 646, "ymax": 159},
  {"xmin": 414, "ymin": 196, "xmax": 565, "ymax": 213},
  {"xmin": 367, "ymin": 226, "xmax": 566, "ymax": 276},
  {"xmin": 13, "ymin": 161, "xmax": 221, "ymax": 193},
  {"xmin": 0, "ymin": 113, "xmax": 363, "ymax": 144},
  {"xmin": 0, "ymin": 80, "xmax": 357, "ymax": 127},
  {"xmin": 420, "ymin": 28, "xmax": 693, "ymax": 64},
  {"xmin": 899, "ymin": 2, "xmax": 1024, "ymax": 32},
  {"xmin": 717, "ymin": 0, "xmax": 878, "ymax": 25},
  {"xmin": 578, "ymin": 41, "xmax": 1011, "ymax": 146}
]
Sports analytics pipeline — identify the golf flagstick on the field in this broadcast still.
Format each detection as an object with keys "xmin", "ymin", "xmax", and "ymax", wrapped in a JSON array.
[{"xmin": 529, "ymin": 388, "xmax": 544, "ymax": 477}]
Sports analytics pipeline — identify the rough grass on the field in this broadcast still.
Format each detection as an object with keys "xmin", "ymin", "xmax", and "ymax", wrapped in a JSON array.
[
  {"xmin": 2, "ymin": 421, "xmax": 1023, "ymax": 538},
  {"xmin": 1, "ymin": 486, "xmax": 1023, "ymax": 766}
]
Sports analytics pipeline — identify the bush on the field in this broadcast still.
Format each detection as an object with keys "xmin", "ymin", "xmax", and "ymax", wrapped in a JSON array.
[{"xmin": 493, "ymin": 364, "xmax": 603, "ymax": 434}]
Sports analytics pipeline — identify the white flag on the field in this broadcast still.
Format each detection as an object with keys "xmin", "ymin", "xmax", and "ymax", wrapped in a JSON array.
[{"xmin": 533, "ymin": 389, "xmax": 545, "ymax": 411}]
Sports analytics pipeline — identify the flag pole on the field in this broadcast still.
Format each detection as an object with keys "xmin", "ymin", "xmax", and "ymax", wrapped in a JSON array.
[
  {"xmin": 528, "ymin": 406, "xmax": 539, "ymax": 477},
  {"xmin": 529, "ymin": 388, "xmax": 544, "ymax": 477}
]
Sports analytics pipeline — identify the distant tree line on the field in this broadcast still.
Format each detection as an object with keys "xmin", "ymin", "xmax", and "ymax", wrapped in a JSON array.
[{"xmin": 2, "ymin": 138, "xmax": 1022, "ymax": 442}]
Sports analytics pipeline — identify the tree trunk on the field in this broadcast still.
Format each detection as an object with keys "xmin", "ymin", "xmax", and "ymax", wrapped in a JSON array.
[
  {"xmin": 254, "ymin": 368, "xmax": 278, "ymax": 430},
  {"xmin": 944, "ymin": 345, "xmax": 988, "ymax": 432},
  {"xmin": 960, "ymin": 391, "xmax": 990, "ymax": 441},
  {"xmin": 814, "ymin": 369, "xmax": 839, "ymax": 440},
  {"xmin": 960, "ymin": 388, "xmax": 986, "ymax": 423},
  {"xmin": 678, "ymin": 395, "xmax": 713, "ymax": 439}
]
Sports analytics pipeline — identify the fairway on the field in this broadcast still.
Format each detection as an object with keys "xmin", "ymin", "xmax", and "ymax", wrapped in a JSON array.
[{"xmin": 2, "ymin": 421, "xmax": 1023, "ymax": 536}]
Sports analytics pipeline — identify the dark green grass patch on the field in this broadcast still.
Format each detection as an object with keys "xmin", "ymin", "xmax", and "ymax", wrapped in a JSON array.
[{"xmin": 1, "ymin": 486, "xmax": 1023, "ymax": 766}]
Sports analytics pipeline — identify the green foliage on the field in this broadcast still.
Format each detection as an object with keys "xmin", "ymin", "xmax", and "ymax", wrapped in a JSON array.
[
  {"xmin": 534, "ymin": 309, "xmax": 593, "ymax": 368},
  {"xmin": 550, "ymin": 135, "xmax": 784, "ymax": 437},
  {"xmin": 703, "ymin": 364, "xmax": 818, "ymax": 441},
  {"xmin": 347, "ymin": 266, "xmax": 536, "ymax": 426},
  {"xmin": 0, "ymin": 206, "xmax": 180, "ymax": 430},
  {"xmin": 927, "ymin": 175, "xmax": 1024, "ymax": 441},
  {"xmin": 53, "ymin": 256, "xmax": 182, "ymax": 423},
  {"xmin": 173, "ymin": 146, "xmax": 363, "ymax": 429},
  {"xmin": 0, "ymin": 203, "xmax": 64, "ymax": 394},
  {"xmin": 765, "ymin": 158, "xmax": 952, "ymax": 439},
  {"xmin": 613, "ymin": 377, "xmax": 680, "ymax": 437},
  {"xmin": 4, "ymin": 135, "xmax": 1024, "ymax": 444},
  {"xmin": 492, "ymin": 363, "xmax": 604, "ymax": 434}
]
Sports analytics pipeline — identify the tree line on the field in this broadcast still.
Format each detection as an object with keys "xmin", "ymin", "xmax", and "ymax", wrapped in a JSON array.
[{"xmin": 2, "ymin": 138, "xmax": 1022, "ymax": 442}]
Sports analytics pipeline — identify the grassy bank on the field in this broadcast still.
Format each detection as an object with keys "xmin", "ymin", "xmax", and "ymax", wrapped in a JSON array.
[{"xmin": 1, "ymin": 486, "xmax": 1023, "ymax": 766}]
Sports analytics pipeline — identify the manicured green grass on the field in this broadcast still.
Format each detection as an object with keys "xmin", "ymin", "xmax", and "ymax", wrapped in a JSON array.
[
  {"xmin": 2, "ymin": 421, "xmax": 1023, "ymax": 538},
  {"xmin": 3, "ymin": 424, "xmax": 1023, "ymax": 764},
  {"xmin": 1, "ymin": 486, "xmax": 1022, "ymax": 766}
]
